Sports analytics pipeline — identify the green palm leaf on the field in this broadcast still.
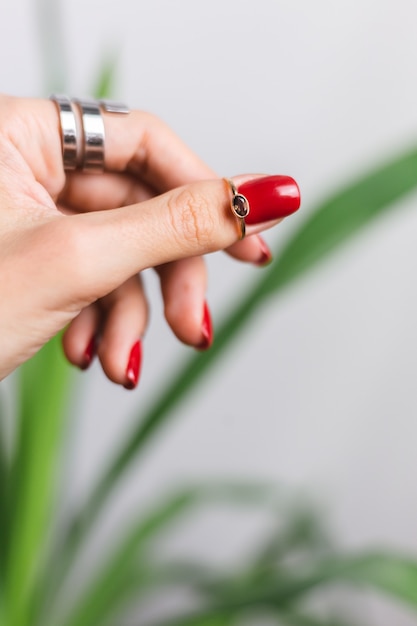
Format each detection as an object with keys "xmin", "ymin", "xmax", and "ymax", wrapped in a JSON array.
[
  {"xmin": 56, "ymin": 490, "xmax": 202, "ymax": 626},
  {"xmin": 92, "ymin": 54, "xmax": 119, "ymax": 100},
  {"xmin": 340, "ymin": 552, "xmax": 417, "ymax": 607},
  {"xmin": 0, "ymin": 388, "xmax": 10, "ymax": 586},
  {"xmin": 35, "ymin": 0, "xmax": 67, "ymax": 93},
  {"xmin": 48, "ymin": 484, "xmax": 287, "ymax": 626},
  {"xmin": 260, "ymin": 145, "xmax": 417, "ymax": 296},
  {"xmin": 4, "ymin": 336, "xmax": 73, "ymax": 626},
  {"xmin": 141, "ymin": 553, "xmax": 417, "ymax": 626},
  {"xmin": 278, "ymin": 612, "xmax": 362, "ymax": 626}
]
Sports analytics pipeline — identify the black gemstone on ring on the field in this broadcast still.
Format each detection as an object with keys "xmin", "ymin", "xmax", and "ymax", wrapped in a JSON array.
[{"xmin": 232, "ymin": 194, "xmax": 250, "ymax": 218}]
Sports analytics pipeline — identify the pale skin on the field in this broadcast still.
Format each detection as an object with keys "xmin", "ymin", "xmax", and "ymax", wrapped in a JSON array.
[{"xmin": 0, "ymin": 95, "xmax": 282, "ymax": 385}]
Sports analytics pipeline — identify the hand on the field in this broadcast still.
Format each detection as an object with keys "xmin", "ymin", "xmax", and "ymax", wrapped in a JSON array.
[{"xmin": 0, "ymin": 95, "xmax": 300, "ymax": 385}]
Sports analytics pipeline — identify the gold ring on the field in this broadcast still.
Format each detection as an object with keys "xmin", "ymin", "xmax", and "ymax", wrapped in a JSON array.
[{"xmin": 224, "ymin": 178, "xmax": 250, "ymax": 240}]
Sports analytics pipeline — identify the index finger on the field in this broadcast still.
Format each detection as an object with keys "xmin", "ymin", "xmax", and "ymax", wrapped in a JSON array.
[
  {"xmin": 103, "ymin": 109, "xmax": 215, "ymax": 190},
  {"xmin": 3, "ymin": 97, "xmax": 214, "ymax": 197}
]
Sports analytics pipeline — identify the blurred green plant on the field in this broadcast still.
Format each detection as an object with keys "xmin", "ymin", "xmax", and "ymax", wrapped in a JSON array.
[{"xmin": 2, "ymin": 2, "xmax": 417, "ymax": 624}]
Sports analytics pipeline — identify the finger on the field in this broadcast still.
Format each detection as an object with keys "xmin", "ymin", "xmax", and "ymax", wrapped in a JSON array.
[
  {"xmin": 223, "ymin": 173, "xmax": 296, "ymax": 266},
  {"xmin": 156, "ymin": 256, "xmax": 210, "ymax": 348},
  {"xmin": 38, "ymin": 175, "xmax": 300, "ymax": 312},
  {"xmin": 59, "ymin": 110, "xmax": 215, "ymax": 213},
  {"xmin": 103, "ymin": 110, "xmax": 215, "ymax": 189},
  {"xmin": 0, "ymin": 98, "xmax": 215, "ymax": 203},
  {"xmin": 61, "ymin": 174, "xmax": 275, "ymax": 268},
  {"xmin": 59, "ymin": 170, "xmax": 155, "ymax": 212},
  {"xmin": 0, "ymin": 96, "xmax": 66, "ymax": 199},
  {"xmin": 225, "ymin": 234, "xmax": 273, "ymax": 267},
  {"xmin": 51, "ymin": 179, "xmax": 239, "ymax": 308},
  {"xmin": 59, "ymin": 173, "xmax": 275, "ymax": 271},
  {"xmin": 97, "ymin": 275, "xmax": 148, "ymax": 388},
  {"xmin": 62, "ymin": 304, "xmax": 101, "ymax": 369}
]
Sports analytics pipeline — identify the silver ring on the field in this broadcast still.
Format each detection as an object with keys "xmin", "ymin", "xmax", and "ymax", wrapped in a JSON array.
[
  {"xmin": 50, "ymin": 94, "xmax": 79, "ymax": 170},
  {"xmin": 224, "ymin": 179, "xmax": 250, "ymax": 239},
  {"xmin": 73, "ymin": 99, "xmax": 106, "ymax": 172},
  {"xmin": 100, "ymin": 100, "xmax": 130, "ymax": 115},
  {"xmin": 50, "ymin": 95, "xmax": 130, "ymax": 172},
  {"xmin": 74, "ymin": 99, "xmax": 130, "ymax": 172}
]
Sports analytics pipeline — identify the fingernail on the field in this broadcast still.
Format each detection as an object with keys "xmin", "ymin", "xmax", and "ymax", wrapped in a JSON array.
[
  {"xmin": 197, "ymin": 301, "xmax": 213, "ymax": 350},
  {"xmin": 238, "ymin": 175, "xmax": 300, "ymax": 225},
  {"xmin": 80, "ymin": 336, "xmax": 97, "ymax": 370},
  {"xmin": 124, "ymin": 340, "xmax": 142, "ymax": 390},
  {"xmin": 255, "ymin": 237, "xmax": 273, "ymax": 266}
]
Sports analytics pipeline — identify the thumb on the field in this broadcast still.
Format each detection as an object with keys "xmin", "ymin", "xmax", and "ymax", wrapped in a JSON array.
[{"xmin": 53, "ymin": 174, "xmax": 300, "ymax": 305}]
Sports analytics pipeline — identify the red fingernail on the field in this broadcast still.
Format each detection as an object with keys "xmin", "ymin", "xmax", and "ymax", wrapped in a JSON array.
[
  {"xmin": 197, "ymin": 301, "xmax": 213, "ymax": 350},
  {"xmin": 256, "ymin": 237, "xmax": 273, "ymax": 266},
  {"xmin": 124, "ymin": 340, "xmax": 142, "ymax": 390},
  {"xmin": 81, "ymin": 336, "xmax": 97, "ymax": 370},
  {"xmin": 238, "ymin": 175, "xmax": 300, "ymax": 225}
]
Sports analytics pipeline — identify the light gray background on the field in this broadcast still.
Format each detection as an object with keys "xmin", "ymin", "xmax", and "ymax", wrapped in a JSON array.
[{"xmin": 2, "ymin": 1, "xmax": 417, "ymax": 623}]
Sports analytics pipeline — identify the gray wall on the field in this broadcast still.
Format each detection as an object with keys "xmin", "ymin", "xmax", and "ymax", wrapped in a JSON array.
[{"xmin": 2, "ymin": 1, "xmax": 417, "ymax": 623}]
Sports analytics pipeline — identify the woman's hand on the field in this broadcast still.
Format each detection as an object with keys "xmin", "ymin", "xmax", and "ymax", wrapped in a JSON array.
[{"xmin": 0, "ymin": 95, "xmax": 300, "ymax": 386}]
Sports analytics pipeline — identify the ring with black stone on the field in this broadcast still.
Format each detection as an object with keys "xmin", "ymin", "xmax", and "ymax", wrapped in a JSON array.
[{"xmin": 224, "ymin": 178, "xmax": 250, "ymax": 240}]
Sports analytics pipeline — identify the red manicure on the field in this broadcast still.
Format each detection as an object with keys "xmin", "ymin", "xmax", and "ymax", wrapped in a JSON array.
[
  {"xmin": 197, "ymin": 301, "xmax": 213, "ymax": 350},
  {"xmin": 238, "ymin": 175, "xmax": 300, "ymax": 225},
  {"xmin": 124, "ymin": 340, "xmax": 142, "ymax": 390},
  {"xmin": 81, "ymin": 336, "xmax": 97, "ymax": 370},
  {"xmin": 256, "ymin": 237, "xmax": 273, "ymax": 266}
]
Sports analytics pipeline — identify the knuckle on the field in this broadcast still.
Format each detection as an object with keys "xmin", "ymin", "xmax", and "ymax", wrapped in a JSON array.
[
  {"xmin": 140, "ymin": 110, "xmax": 162, "ymax": 127},
  {"xmin": 166, "ymin": 186, "xmax": 216, "ymax": 250},
  {"xmin": 131, "ymin": 111, "xmax": 163, "ymax": 176}
]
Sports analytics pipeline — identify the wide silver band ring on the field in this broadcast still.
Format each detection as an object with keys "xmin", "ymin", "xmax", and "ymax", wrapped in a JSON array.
[
  {"xmin": 50, "ymin": 95, "xmax": 130, "ymax": 172},
  {"xmin": 224, "ymin": 178, "xmax": 250, "ymax": 240}
]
